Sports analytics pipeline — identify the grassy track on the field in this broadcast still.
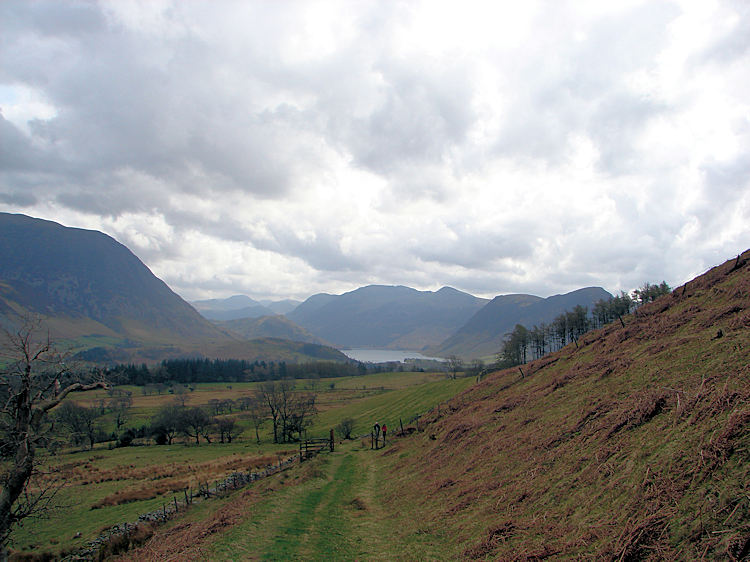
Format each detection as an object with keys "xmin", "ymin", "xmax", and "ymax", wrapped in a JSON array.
[{"xmin": 204, "ymin": 441, "xmax": 451, "ymax": 561}]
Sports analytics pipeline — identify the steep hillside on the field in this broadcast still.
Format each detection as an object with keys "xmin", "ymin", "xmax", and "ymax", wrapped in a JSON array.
[
  {"xmin": 381, "ymin": 250, "xmax": 749, "ymax": 559},
  {"xmin": 434, "ymin": 286, "xmax": 612, "ymax": 358},
  {"xmin": 216, "ymin": 315, "xmax": 331, "ymax": 346},
  {"xmin": 288, "ymin": 285, "xmax": 488, "ymax": 349},
  {"xmin": 0, "ymin": 213, "xmax": 228, "ymax": 347}
]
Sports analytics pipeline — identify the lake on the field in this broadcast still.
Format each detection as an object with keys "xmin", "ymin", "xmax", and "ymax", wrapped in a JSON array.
[{"xmin": 341, "ymin": 348, "xmax": 445, "ymax": 363}]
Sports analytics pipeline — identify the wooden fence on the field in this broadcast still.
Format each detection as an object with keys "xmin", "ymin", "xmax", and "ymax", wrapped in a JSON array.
[{"xmin": 299, "ymin": 429, "xmax": 334, "ymax": 461}]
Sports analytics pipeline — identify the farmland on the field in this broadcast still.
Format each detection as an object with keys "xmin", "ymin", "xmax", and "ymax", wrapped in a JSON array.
[{"xmin": 8, "ymin": 370, "xmax": 472, "ymax": 557}]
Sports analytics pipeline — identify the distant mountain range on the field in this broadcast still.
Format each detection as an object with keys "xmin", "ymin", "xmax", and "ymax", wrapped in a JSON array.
[
  {"xmin": 431, "ymin": 287, "xmax": 613, "ymax": 358},
  {"xmin": 191, "ymin": 295, "xmax": 301, "ymax": 320},
  {"xmin": 0, "ymin": 213, "xmax": 345, "ymax": 363},
  {"xmin": 1, "ymin": 212, "xmax": 620, "ymax": 363},
  {"xmin": 287, "ymin": 285, "xmax": 489, "ymax": 349},
  {"xmin": 284, "ymin": 284, "xmax": 612, "ymax": 358}
]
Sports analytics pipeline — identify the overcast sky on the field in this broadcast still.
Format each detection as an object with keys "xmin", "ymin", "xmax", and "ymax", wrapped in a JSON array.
[{"xmin": 1, "ymin": 1, "xmax": 748, "ymax": 302}]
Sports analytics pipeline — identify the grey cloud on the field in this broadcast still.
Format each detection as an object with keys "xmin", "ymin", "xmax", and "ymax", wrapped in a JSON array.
[
  {"xmin": 349, "ymin": 60, "xmax": 476, "ymax": 176},
  {"xmin": 415, "ymin": 226, "xmax": 534, "ymax": 270}
]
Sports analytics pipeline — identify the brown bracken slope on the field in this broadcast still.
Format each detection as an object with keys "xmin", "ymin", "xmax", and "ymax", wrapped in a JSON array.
[{"xmin": 381, "ymin": 250, "xmax": 750, "ymax": 560}]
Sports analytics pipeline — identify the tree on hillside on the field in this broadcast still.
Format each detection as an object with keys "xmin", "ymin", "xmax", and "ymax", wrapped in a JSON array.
[
  {"xmin": 633, "ymin": 281, "xmax": 671, "ymax": 306},
  {"xmin": 0, "ymin": 321, "xmax": 106, "ymax": 555}
]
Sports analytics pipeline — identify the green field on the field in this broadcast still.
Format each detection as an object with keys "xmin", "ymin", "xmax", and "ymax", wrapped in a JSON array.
[{"xmin": 8, "ymin": 370, "xmax": 471, "ymax": 557}]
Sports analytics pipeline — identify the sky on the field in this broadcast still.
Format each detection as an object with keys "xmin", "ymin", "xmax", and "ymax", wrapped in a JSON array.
[{"xmin": 1, "ymin": 0, "xmax": 748, "ymax": 302}]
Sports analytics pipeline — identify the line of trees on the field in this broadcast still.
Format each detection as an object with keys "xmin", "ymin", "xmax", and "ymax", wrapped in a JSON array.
[
  {"xmin": 103, "ymin": 357, "xmax": 419, "ymax": 387},
  {"xmin": 497, "ymin": 281, "xmax": 671, "ymax": 368}
]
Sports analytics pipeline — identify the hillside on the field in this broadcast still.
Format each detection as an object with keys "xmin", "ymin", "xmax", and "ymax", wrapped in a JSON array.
[
  {"xmin": 0, "ymin": 213, "xmax": 228, "ymax": 347},
  {"xmin": 433, "ymin": 286, "xmax": 612, "ymax": 359},
  {"xmin": 216, "ymin": 315, "xmax": 331, "ymax": 346},
  {"xmin": 288, "ymin": 285, "xmax": 488, "ymax": 349},
  {"xmin": 378, "ymin": 250, "xmax": 750, "ymax": 559}
]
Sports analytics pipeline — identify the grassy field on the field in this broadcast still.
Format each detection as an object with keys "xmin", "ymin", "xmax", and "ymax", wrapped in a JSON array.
[{"xmin": 8, "ymin": 370, "xmax": 470, "ymax": 558}]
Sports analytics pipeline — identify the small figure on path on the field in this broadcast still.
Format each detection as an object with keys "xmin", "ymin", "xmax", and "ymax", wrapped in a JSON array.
[
  {"xmin": 372, "ymin": 422, "xmax": 380, "ymax": 449},
  {"xmin": 382, "ymin": 423, "xmax": 387, "ymax": 445}
]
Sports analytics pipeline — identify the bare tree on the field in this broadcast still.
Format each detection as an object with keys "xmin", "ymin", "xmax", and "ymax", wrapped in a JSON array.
[
  {"xmin": 283, "ymin": 392, "xmax": 317, "ymax": 442},
  {"xmin": 172, "ymin": 384, "xmax": 189, "ymax": 407},
  {"xmin": 55, "ymin": 402, "xmax": 101, "ymax": 450},
  {"xmin": 216, "ymin": 417, "xmax": 241, "ymax": 443},
  {"xmin": 446, "ymin": 355, "xmax": 464, "ymax": 379},
  {"xmin": 244, "ymin": 392, "xmax": 266, "ymax": 444},
  {"xmin": 260, "ymin": 381, "xmax": 286, "ymax": 443},
  {"xmin": 0, "ymin": 320, "xmax": 106, "ymax": 555},
  {"xmin": 150, "ymin": 403, "xmax": 181, "ymax": 445},
  {"xmin": 177, "ymin": 406, "xmax": 212, "ymax": 445},
  {"xmin": 108, "ymin": 393, "xmax": 132, "ymax": 431}
]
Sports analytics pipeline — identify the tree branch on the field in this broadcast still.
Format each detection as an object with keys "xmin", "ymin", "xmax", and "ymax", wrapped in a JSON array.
[{"xmin": 34, "ymin": 382, "xmax": 108, "ymax": 418}]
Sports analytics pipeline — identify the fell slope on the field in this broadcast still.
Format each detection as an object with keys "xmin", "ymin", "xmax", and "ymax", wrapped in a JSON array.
[
  {"xmin": 382, "ymin": 250, "xmax": 750, "ymax": 559},
  {"xmin": 0, "ymin": 213, "xmax": 227, "ymax": 346}
]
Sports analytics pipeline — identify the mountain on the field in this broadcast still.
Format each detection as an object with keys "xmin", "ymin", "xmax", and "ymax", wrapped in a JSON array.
[
  {"xmin": 434, "ymin": 286, "xmax": 613, "ymax": 358},
  {"xmin": 287, "ymin": 285, "xmax": 489, "ymax": 349},
  {"xmin": 0, "ymin": 213, "xmax": 228, "ymax": 347},
  {"xmin": 216, "ymin": 315, "xmax": 330, "ymax": 346},
  {"xmin": 380, "ymin": 249, "xmax": 750, "ymax": 559},
  {"xmin": 192, "ymin": 295, "xmax": 274, "ymax": 320},
  {"xmin": 0, "ymin": 213, "xmax": 345, "ymax": 364}
]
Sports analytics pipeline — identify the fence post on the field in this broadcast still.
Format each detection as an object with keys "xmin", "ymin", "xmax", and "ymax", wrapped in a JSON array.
[{"xmin": 330, "ymin": 428, "xmax": 334, "ymax": 452}]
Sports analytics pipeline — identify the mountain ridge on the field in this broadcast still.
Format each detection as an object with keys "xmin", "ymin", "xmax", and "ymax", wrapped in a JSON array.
[{"xmin": 288, "ymin": 284, "xmax": 489, "ymax": 350}]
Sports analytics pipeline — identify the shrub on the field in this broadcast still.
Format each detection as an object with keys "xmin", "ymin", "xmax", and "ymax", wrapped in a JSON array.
[{"xmin": 336, "ymin": 417, "xmax": 355, "ymax": 439}]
